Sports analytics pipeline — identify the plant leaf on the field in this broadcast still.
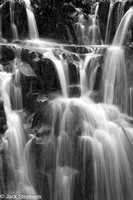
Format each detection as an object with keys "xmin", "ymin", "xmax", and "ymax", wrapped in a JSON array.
[{"xmin": 16, "ymin": 59, "xmax": 37, "ymax": 77}]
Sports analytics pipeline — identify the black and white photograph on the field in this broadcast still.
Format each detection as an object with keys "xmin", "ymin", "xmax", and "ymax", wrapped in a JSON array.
[{"xmin": 0, "ymin": 0, "xmax": 133, "ymax": 199}]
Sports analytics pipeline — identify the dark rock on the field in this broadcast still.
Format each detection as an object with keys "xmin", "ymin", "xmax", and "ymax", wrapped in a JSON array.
[
  {"xmin": 80, "ymin": 139, "xmax": 94, "ymax": 200},
  {"xmin": 0, "ymin": 101, "xmax": 6, "ymax": 134},
  {"xmin": 57, "ymin": 22, "xmax": 70, "ymax": 41},
  {"xmin": 32, "ymin": 97, "xmax": 51, "ymax": 128},
  {"xmin": 69, "ymin": 85, "xmax": 81, "ymax": 97},
  {"xmin": 0, "ymin": 116, "xmax": 6, "ymax": 134},
  {"xmin": 12, "ymin": 39, "xmax": 23, "ymax": 44},
  {"xmin": 14, "ymin": 1, "xmax": 28, "ymax": 39},
  {"xmin": 64, "ymin": 45, "xmax": 91, "ymax": 54},
  {"xmin": 124, "ymin": 0, "xmax": 132, "ymax": 14},
  {"xmin": 37, "ymin": 172, "xmax": 51, "ymax": 200},
  {"xmin": 73, "ymin": 173, "xmax": 84, "ymax": 200},
  {"xmin": 62, "ymin": 3, "xmax": 77, "ymax": 16},
  {"xmin": 72, "ymin": 133, "xmax": 82, "ymax": 170},
  {"xmin": 109, "ymin": 2, "xmax": 122, "ymax": 43},
  {"xmin": 0, "ymin": 100, "xmax": 4, "ymax": 111},
  {"xmin": 21, "ymin": 48, "xmax": 33, "ymax": 65},
  {"xmin": 0, "ymin": 152, "xmax": 6, "ymax": 194},
  {"xmin": 33, "ymin": 58, "xmax": 61, "ymax": 92},
  {"xmin": 81, "ymin": 2, "xmax": 91, "ymax": 15},
  {"xmin": 93, "ymin": 64, "xmax": 103, "ymax": 92},
  {"xmin": 36, "ymin": 126, "xmax": 51, "ymax": 137},
  {"xmin": 1, "ymin": 1, "xmax": 11, "ymax": 41},
  {"xmin": 2, "ymin": 0, "xmax": 28, "ymax": 40},
  {"xmin": 20, "ymin": 73, "xmax": 40, "ymax": 108},
  {"xmin": 66, "ymin": 23, "xmax": 78, "ymax": 44},
  {"xmin": 68, "ymin": 62, "xmax": 80, "ymax": 85},
  {"xmin": 98, "ymin": 1, "xmax": 110, "ymax": 42},
  {"xmin": 1, "ymin": 45, "xmax": 15, "ymax": 63},
  {"xmin": 21, "ymin": 48, "xmax": 63, "ymax": 108},
  {"xmin": 24, "ymin": 92, "xmax": 39, "ymax": 113}
]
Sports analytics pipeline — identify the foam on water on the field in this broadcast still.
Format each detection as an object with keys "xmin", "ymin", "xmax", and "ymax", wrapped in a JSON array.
[
  {"xmin": 102, "ymin": 46, "xmax": 128, "ymax": 112},
  {"xmin": 50, "ymin": 96, "xmax": 133, "ymax": 200},
  {"xmin": 0, "ymin": 71, "xmax": 37, "ymax": 196}
]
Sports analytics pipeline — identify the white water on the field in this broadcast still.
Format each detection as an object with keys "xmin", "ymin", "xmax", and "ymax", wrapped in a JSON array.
[
  {"xmin": 0, "ymin": 72, "xmax": 37, "ymax": 196},
  {"xmin": 50, "ymin": 96, "xmax": 133, "ymax": 200},
  {"xmin": 80, "ymin": 53, "xmax": 100, "ymax": 96},
  {"xmin": 12, "ymin": 68, "xmax": 23, "ymax": 110},
  {"xmin": 1, "ymin": 2, "xmax": 133, "ymax": 200},
  {"xmin": 116, "ymin": 2, "xmax": 124, "ymax": 28},
  {"xmin": 75, "ymin": 12, "xmax": 93, "ymax": 45},
  {"xmin": 103, "ymin": 46, "xmax": 128, "ymax": 112},
  {"xmin": 43, "ymin": 51, "xmax": 68, "ymax": 97},
  {"xmin": 10, "ymin": 0, "xmax": 18, "ymax": 40},
  {"xmin": 113, "ymin": 7, "xmax": 133, "ymax": 45},
  {"xmin": 55, "ymin": 166, "xmax": 76, "ymax": 200},
  {"xmin": 105, "ymin": 3, "xmax": 114, "ymax": 44},
  {"xmin": 102, "ymin": 7, "xmax": 133, "ymax": 113},
  {"xmin": 23, "ymin": 0, "xmax": 39, "ymax": 39},
  {"xmin": 11, "ymin": 46, "xmax": 23, "ymax": 110},
  {"xmin": 80, "ymin": 55, "xmax": 92, "ymax": 95}
]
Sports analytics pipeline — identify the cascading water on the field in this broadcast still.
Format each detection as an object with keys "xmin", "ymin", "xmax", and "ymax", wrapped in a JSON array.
[
  {"xmin": 116, "ymin": 1, "xmax": 124, "ymax": 28},
  {"xmin": 0, "ymin": 72, "xmax": 37, "ymax": 196},
  {"xmin": 80, "ymin": 53, "xmax": 101, "ymax": 96},
  {"xmin": 102, "ymin": 7, "xmax": 133, "ymax": 113},
  {"xmin": 0, "ymin": 5, "xmax": 3, "ymax": 41},
  {"xmin": 105, "ymin": 2, "xmax": 114, "ymax": 44},
  {"xmin": 1, "ymin": 1, "xmax": 133, "ymax": 200},
  {"xmin": 74, "ymin": 10, "xmax": 93, "ymax": 45},
  {"xmin": 43, "ymin": 50, "xmax": 68, "ymax": 97},
  {"xmin": 88, "ymin": 2, "xmax": 101, "ymax": 45},
  {"xmin": 88, "ymin": 17, "xmax": 101, "ymax": 45},
  {"xmin": 23, "ymin": 0, "xmax": 39, "ymax": 39},
  {"xmin": 102, "ymin": 46, "xmax": 128, "ymax": 112},
  {"xmin": 10, "ymin": 0, "xmax": 18, "ymax": 40},
  {"xmin": 113, "ymin": 6, "xmax": 133, "ymax": 45},
  {"xmin": 48, "ymin": 96, "xmax": 133, "ymax": 200}
]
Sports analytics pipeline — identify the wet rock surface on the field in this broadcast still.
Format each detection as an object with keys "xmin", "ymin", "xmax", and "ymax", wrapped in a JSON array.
[
  {"xmin": 1, "ymin": 1, "xmax": 28, "ymax": 41},
  {"xmin": 0, "ymin": 43, "xmax": 108, "ymax": 113},
  {"xmin": 0, "ymin": 0, "xmax": 133, "ymax": 44},
  {"xmin": 0, "ymin": 0, "xmax": 93, "ymax": 43},
  {"xmin": 98, "ymin": 2, "xmax": 110, "ymax": 42},
  {"xmin": 1, "ymin": 0, "xmax": 133, "ymax": 199},
  {"xmin": 1, "ymin": 45, "xmax": 15, "ymax": 63},
  {"xmin": 0, "ymin": 101, "xmax": 6, "ymax": 134}
]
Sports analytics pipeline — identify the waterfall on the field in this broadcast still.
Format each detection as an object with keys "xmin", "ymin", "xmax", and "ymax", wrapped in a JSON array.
[
  {"xmin": 0, "ymin": 72, "xmax": 37, "ymax": 196},
  {"xmin": 23, "ymin": 0, "xmax": 39, "ymax": 39},
  {"xmin": 105, "ymin": 3, "xmax": 114, "ymax": 44},
  {"xmin": 1, "ymin": 1, "xmax": 133, "ymax": 200},
  {"xmin": 113, "ymin": 7, "xmax": 133, "ymax": 45},
  {"xmin": 102, "ymin": 46, "xmax": 128, "ymax": 112},
  {"xmin": 102, "ymin": 7, "xmax": 133, "ymax": 113},
  {"xmin": 10, "ymin": 0, "xmax": 18, "ymax": 40},
  {"xmin": 49, "ymin": 96, "xmax": 133, "ymax": 200}
]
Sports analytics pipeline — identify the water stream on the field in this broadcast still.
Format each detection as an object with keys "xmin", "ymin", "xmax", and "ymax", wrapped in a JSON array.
[{"xmin": 1, "ymin": 1, "xmax": 133, "ymax": 200}]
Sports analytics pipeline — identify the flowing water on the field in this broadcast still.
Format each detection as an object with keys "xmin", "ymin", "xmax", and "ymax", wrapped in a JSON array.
[
  {"xmin": 102, "ymin": 46, "xmax": 128, "ymax": 112},
  {"xmin": 10, "ymin": 0, "xmax": 18, "ymax": 40},
  {"xmin": 113, "ymin": 6, "xmax": 133, "ymax": 45},
  {"xmin": 1, "ymin": 1, "xmax": 133, "ymax": 200},
  {"xmin": 80, "ymin": 53, "xmax": 101, "ymax": 96},
  {"xmin": 23, "ymin": 0, "xmax": 39, "ymax": 39},
  {"xmin": 105, "ymin": 3, "xmax": 114, "ymax": 44},
  {"xmin": 0, "ymin": 72, "xmax": 37, "ymax": 196},
  {"xmin": 102, "ymin": 7, "xmax": 133, "ymax": 113}
]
